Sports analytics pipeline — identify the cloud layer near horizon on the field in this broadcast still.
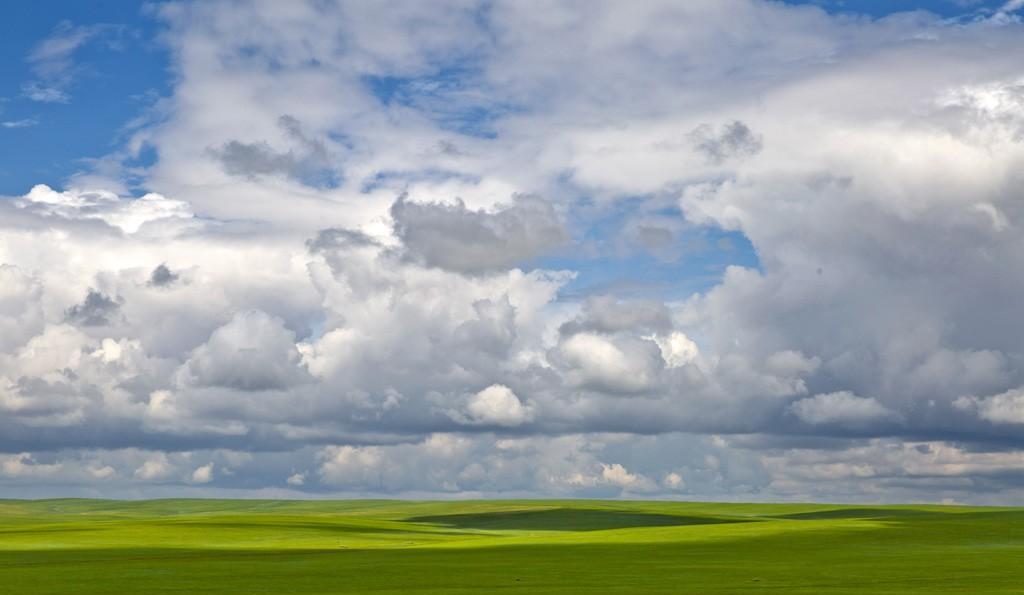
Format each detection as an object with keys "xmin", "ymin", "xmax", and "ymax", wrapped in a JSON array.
[{"xmin": 4, "ymin": 0, "xmax": 1024, "ymax": 503}]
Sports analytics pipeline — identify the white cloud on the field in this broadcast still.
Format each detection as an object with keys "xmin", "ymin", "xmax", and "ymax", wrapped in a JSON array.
[
  {"xmin": 955, "ymin": 388, "xmax": 1024, "ymax": 425},
  {"xmin": 22, "ymin": 83, "xmax": 69, "ymax": 104},
  {"xmin": 554, "ymin": 333, "xmax": 663, "ymax": 394},
  {"xmin": 651, "ymin": 332, "xmax": 699, "ymax": 368},
  {"xmin": 0, "ymin": 265, "xmax": 45, "ymax": 352},
  {"xmin": 1001, "ymin": 0, "xmax": 1024, "ymax": 14},
  {"xmin": 191, "ymin": 463, "xmax": 214, "ymax": 484},
  {"xmin": 19, "ymin": 184, "xmax": 195, "ymax": 233},
  {"xmin": 1, "ymin": 453, "xmax": 63, "ymax": 478},
  {"xmin": 1, "ymin": 119, "xmax": 39, "ymax": 129},
  {"xmin": 134, "ymin": 455, "xmax": 172, "ymax": 480},
  {"xmin": 89, "ymin": 465, "xmax": 116, "ymax": 479},
  {"xmin": 790, "ymin": 392, "xmax": 897, "ymax": 427},
  {"xmin": 600, "ymin": 463, "xmax": 646, "ymax": 489},
  {"xmin": 460, "ymin": 384, "xmax": 535, "ymax": 427},
  {"xmin": 180, "ymin": 310, "xmax": 310, "ymax": 391},
  {"xmin": 318, "ymin": 445, "xmax": 386, "ymax": 488}
]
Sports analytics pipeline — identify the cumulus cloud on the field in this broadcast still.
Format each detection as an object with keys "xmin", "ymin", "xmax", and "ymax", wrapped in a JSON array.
[
  {"xmin": 790, "ymin": 392, "xmax": 897, "ymax": 428},
  {"xmin": 651, "ymin": 332, "xmax": 700, "ymax": 369},
  {"xmin": 955, "ymin": 388, "xmax": 1024, "ymax": 425},
  {"xmin": 0, "ymin": 265, "xmax": 45, "ymax": 351},
  {"xmin": 134, "ymin": 455, "xmax": 171, "ymax": 480},
  {"xmin": 18, "ymin": 184, "xmax": 195, "ymax": 233},
  {"xmin": 456, "ymin": 384, "xmax": 535, "ymax": 427},
  {"xmin": 180, "ymin": 310, "xmax": 310, "ymax": 391},
  {"xmin": 599, "ymin": 463, "xmax": 655, "ymax": 491},
  {"xmin": 191, "ymin": 463, "xmax": 214, "ymax": 484},
  {"xmin": 553, "ymin": 332, "xmax": 664, "ymax": 395}
]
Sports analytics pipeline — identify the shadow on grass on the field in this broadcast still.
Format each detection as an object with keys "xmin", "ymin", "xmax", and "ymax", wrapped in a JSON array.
[
  {"xmin": 0, "ymin": 526, "xmax": 106, "ymax": 536},
  {"xmin": 151, "ymin": 519, "xmax": 443, "ymax": 536},
  {"xmin": 407, "ymin": 508, "xmax": 746, "ymax": 532},
  {"xmin": 772, "ymin": 508, "xmax": 941, "ymax": 521}
]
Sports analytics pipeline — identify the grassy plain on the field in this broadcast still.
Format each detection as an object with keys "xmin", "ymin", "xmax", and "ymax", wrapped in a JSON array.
[{"xmin": 0, "ymin": 498, "xmax": 1022, "ymax": 593}]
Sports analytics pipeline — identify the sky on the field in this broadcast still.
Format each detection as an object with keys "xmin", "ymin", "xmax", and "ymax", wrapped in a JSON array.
[{"xmin": 2, "ymin": 0, "xmax": 1024, "ymax": 504}]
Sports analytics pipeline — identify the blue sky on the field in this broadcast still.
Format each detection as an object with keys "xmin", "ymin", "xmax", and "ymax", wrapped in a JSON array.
[
  {"xmin": 792, "ymin": 0, "xmax": 1007, "ymax": 17},
  {"xmin": 0, "ymin": 2, "xmax": 168, "ymax": 195}
]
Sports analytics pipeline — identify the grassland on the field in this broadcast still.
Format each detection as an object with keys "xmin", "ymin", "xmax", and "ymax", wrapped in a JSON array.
[{"xmin": 1, "ymin": 499, "xmax": 1022, "ymax": 593}]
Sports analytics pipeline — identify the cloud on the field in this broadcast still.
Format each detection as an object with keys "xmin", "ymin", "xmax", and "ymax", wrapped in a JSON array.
[
  {"xmin": 209, "ymin": 115, "xmax": 340, "ymax": 187},
  {"xmin": 313, "ymin": 434, "xmax": 676, "ymax": 496},
  {"xmin": 22, "ymin": 84, "xmax": 70, "ymax": 104},
  {"xmin": 1, "ymin": 453, "xmax": 63, "ymax": 478},
  {"xmin": 559, "ymin": 296, "xmax": 672, "ymax": 336},
  {"xmin": 955, "ymin": 388, "xmax": 1024, "ymax": 425},
  {"xmin": 651, "ymin": 332, "xmax": 700, "ymax": 369},
  {"xmin": 180, "ymin": 310, "xmax": 310, "ymax": 392},
  {"xmin": 18, "ymin": 184, "xmax": 195, "ymax": 233},
  {"xmin": 317, "ymin": 445, "xmax": 387, "ymax": 488},
  {"xmin": 22, "ymin": 21, "xmax": 124, "ymax": 103},
  {"xmin": 1000, "ymin": 0, "xmax": 1024, "ymax": 14},
  {"xmin": 457, "ymin": 384, "xmax": 535, "ymax": 427},
  {"xmin": 0, "ymin": 265, "xmax": 45, "ymax": 352},
  {"xmin": 552, "ymin": 332, "xmax": 664, "ymax": 394},
  {"xmin": 65, "ymin": 290, "xmax": 123, "ymax": 327},
  {"xmin": 599, "ymin": 463, "xmax": 654, "ymax": 491},
  {"xmin": 663, "ymin": 472, "xmax": 684, "ymax": 489},
  {"xmin": 790, "ymin": 392, "xmax": 898, "ymax": 428},
  {"xmin": 1, "ymin": 119, "xmax": 39, "ymax": 129},
  {"xmin": 148, "ymin": 264, "xmax": 179, "ymax": 288},
  {"xmin": 134, "ymin": 455, "xmax": 171, "ymax": 480},
  {"xmin": 191, "ymin": 463, "xmax": 214, "ymax": 484},
  {"xmin": 689, "ymin": 121, "xmax": 764, "ymax": 165},
  {"xmin": 390, "ymin": 194, "xmax": 569, "ymax": 274}
]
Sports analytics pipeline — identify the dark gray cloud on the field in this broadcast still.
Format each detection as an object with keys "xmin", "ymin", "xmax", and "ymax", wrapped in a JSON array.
[
  {"xmin": 689, "ymin": 120, "xmax": 763, "ymax": 165},
  {"xmin": 306, "ymin": 227, "xmax": 380, "ymax": 253},
  {"xmin": 214, "ymin": 140, "xmax": 299, "ymax": 177},
  {"xmin": 65, "ymin": 290, "xmax": 123, "ymax": 327},
  {"xmin": 628, "ymin": 223, "xmax": 676, "ymax": 258},
  {"xmin": 148, "ymin": 263, "xmax": 179, "ymax": 287},
  {"xmin": 559, "ymin": 296, "xmax": 672, "ymax": 336},
  {"xmin": 210, "ymin": 115, "xmax": 339, "ymax": 187},
  {"xmin": 390, "ymin": 194, "xmax": 569, "ymax": 274}
]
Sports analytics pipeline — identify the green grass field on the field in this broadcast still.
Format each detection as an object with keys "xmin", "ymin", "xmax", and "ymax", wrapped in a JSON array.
[{"xmin": 1, "ymin": 499, "xmax": 1022, "ymax": 593}]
